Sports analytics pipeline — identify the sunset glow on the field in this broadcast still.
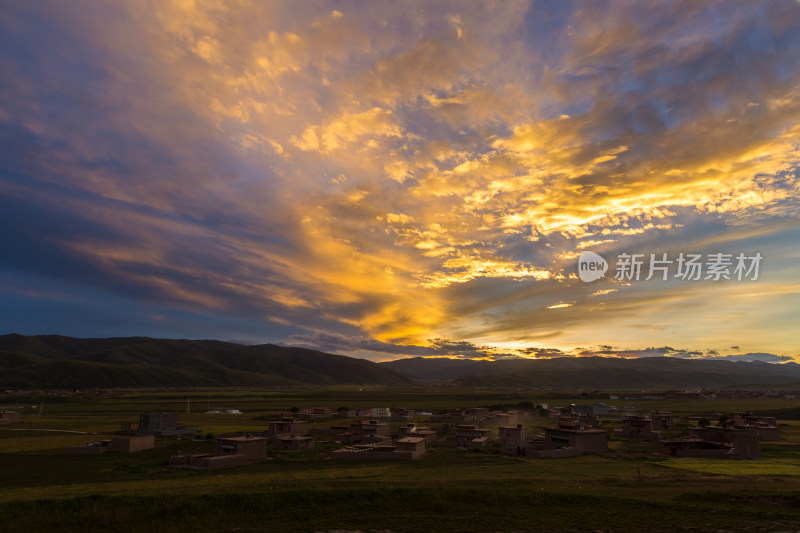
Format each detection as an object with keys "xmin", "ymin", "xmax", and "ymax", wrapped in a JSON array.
[{"xmin": 1, "ymin": 1, "xmax": 799, "ymax": 362}]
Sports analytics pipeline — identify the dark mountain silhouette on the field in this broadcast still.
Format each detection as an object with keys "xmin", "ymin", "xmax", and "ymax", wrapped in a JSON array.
[
  {"xmin": 380, "ymin": 356, "xmax": 481, "ymax": 381},
  {"xmin": 0, "ymin": 334, "xmax": 410, "ymax": 388},
  {"xmin": 380, "ymin": 355, "xmax": 800, "ymax": 390}
]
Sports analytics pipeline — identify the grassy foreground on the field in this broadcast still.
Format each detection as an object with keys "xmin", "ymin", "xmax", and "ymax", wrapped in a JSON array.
[{"xmin": 2, "ymin": 389, "xmax": 800, "ymax": 532}]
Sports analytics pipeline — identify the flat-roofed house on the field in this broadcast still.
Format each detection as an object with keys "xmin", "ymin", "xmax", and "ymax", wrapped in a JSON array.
[
  {"xmin": 108, "ymin": 435, "xmax": 155, "ymax": 453},
  {"xmin": 732, "ymin": 412, "xmax": 781, "ymax": 441},
  {"xmin": 660, "ymin": 426, "xmax": 760, "ymax": 459},
  {"xmin": 532, "ymin": 427, "xmax": 608, "ymax": 458},
  {"xmin": 454, "ymin": 424, "xmax": 490, "ymax": 448},
  {"xmin": 493, "ymin": 412, "xmax": 519, "ymax": 427},
  {"xmin": 133, "ymin": 412, "xmax": 195, "ymax": 437},
  {"xmin": 349, "ymin": 419, "xmax": 391, "ymax": 443},
  {"xmin": 613, "ymin": 415, "xmax": 661, "ymax": 441},
  {"xmin": 267, "ymin": 417, "xmax": 308, "ymax": 438},
  {"xmin": 170, "ymin": 435, "xmax": 269, "ymax": 469},
  {"xmin": 497, "ymin": 425, "xmax": 527, "ymax": 445},
  {"xmin": 331, "ymin": 436, "xmax": 426, "ymax": 460},
  {"xmin": 0, "ymin": 410, "xmax": 21, "ymax": 424},
  {"xmin": 275, "ymin": 435, "xmax": 315, "ymax": 451},
  {"xmin": 651, "ymin": 411, "xmax": 675, "ymax": 432}
]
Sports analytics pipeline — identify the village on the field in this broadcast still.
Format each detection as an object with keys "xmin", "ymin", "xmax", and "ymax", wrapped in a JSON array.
[{"xmin": 3, "ymin": 401, "xmax": 782, "ymax": 469}]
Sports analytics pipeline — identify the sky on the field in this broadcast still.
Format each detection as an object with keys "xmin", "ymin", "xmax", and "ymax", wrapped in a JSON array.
[{"xmin": 1, "ymin": 0, "xmax": 799, "ymax": 363}]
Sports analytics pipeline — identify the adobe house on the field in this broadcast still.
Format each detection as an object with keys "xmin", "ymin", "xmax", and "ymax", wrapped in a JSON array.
[
  {"xmin": 651, "ymin": 411, "xmax": 675, "ymax": 432},
  {"xmin": 497, "ymin": 425, "xmax": 527, "ymax": 445},
  {"xmin": 681, "ymin": 426, "xmax": 761, "ymax": 459},
  {"xmin": 267, "ymin": 417, "xmax": 308, "ymax": 438},
  {"xmin": 732, "ymin": 412, "xmax": 781, "ymax": 441},
  {"xmin": 399, "ymin": 422, "xmax": 419, "ymax": 436},
  {"xmin": 454, "ymin": 424, "xmax": 490, "ymax": 448},
  {"xmin": 558, "ymin": 414, "xmax": 601, "ymax": 429},
  {"xmin": 434, "ymin": 408, "xmax": 470, "ymax": 423},
  {"xmin": 573, "ymin": 403, "xmax": 609, "ymax": 416},
  {"xmin": 734, "ymin": 412, "xmax": 777, "ymax": 427},
  {"xmin": 392, "ymin": 408, "xmax": 416, "ymax": 421},
  {"xmin": 468, "ymin": 407, "xmax": 491, "ymax": 421},
  {"xmin": 531, "ymin": 427, "xmax": 608, "ymax": 458},
  {"xmin": 0, "ymin": 410, "xmax": 21, "ymax": 424},
  {"xmin": 399, "ymin": 423, "xmax": 438, "ymax": 444},
  {"xmin": 312, "ymin": 424, "xmax": 351, "ymax": 439},
  {"xmin": 493, "ymin": 412, "xmax": 519, "ymax": 426},
  {"xmin": 132, "ymin": 411, "xmax": 196, "ymax": 437},
  {"xmin": 660, "ymin": 427, "xmax": 760, "ymax": 459},
  {"xmin": 65, "ymin": 435, "xmax": 156, "ymax": 455},
  {"xmin": 498, "ymin": 424, "xmax": 528, "ymax": 456},
  {"xmin": 331, "ymin": 436, "xmax": 426, "ymax": 460},
  {"xmin": 349, "ymin": 419, "xmax": 391, "ymax": 443},
  {"xmin": 170, "ymin": 435, "xmax": 269, "ymax": 469},
  {"xmin": 107, "ymin": 435, "xmax": 155, "ymax": 453},
  {"xmin": 275, "ymin": 435, "xmax": 315, "ymax": 451},
  {"xmin": 613, "ymin": 415, "xmax": 661, "ymax": 441}
]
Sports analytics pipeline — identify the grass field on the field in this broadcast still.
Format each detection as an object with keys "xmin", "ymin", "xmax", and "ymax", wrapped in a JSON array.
[{"xmin": 2, "ymin": 389, "xmax": 800, "ymax": 532}]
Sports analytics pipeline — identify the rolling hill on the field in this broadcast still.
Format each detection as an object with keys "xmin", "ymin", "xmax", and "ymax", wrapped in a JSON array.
[
  {"xmin": 0, "ymin": 334, "xmax": 411, "ymax": 388},
  {"xmin": 380, "ymin": 355, "xmax": 800, "ymax": 390}
]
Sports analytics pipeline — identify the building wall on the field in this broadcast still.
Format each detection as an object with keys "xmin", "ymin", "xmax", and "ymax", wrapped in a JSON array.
[
  {"xmin": 276, "ymin": 437, "xmax": 315, "ymax": 451},
  {"xmin": 216, "ymin": 437, "xmax": 268, "ymax": 460},
  {"xmin": 494, "ymin": 413, "xmax": 518, "ymax": 426},
  {"xmin": 108, "ymin": 435, "xmax": 155, "ymax": 453},
  {"xmin": 0, "ymin": 411, "xmax": 21, "ymax": 424}
]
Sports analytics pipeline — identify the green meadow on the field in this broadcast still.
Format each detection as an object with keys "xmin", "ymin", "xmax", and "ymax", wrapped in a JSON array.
[{"xmin": 2, "ymin": 389, "xmax": 800, "ymax": 532}]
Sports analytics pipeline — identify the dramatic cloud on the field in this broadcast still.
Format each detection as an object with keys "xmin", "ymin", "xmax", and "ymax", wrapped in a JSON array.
[{"xmin": 1, "ymin": 0, "xmax": 799, "ymax": 362}]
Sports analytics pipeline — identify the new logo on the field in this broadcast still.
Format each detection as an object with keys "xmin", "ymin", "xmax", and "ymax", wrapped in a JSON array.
[{"xmin": 578, "ymin": 251, "xmax": 608, "ymax": 282}]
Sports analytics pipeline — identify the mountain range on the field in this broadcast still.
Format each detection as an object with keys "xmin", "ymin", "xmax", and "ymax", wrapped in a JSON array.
[
  {"xmin": 380, "ymin": 355, "xmax": 800, "ymax": 389},
  {"xmin": 2, "ymin": 334, "xmax": 799, "ymax": 390},
  {"xmin": 0, "ymin": 334, "xmax": 409, "ymax": 388}
]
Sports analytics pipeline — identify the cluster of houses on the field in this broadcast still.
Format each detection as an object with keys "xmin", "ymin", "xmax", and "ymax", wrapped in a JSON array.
[{"xmin": 4, "ymin": 401, "xmax": 778, "ymax": 468}]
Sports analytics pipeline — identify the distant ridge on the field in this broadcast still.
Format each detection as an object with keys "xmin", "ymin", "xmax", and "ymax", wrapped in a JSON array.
[
  {"xmin": 0, "ymin": 334, "xmax": 410, "ymax": 388},
  {"xmin": 3, "ymin": 334, "xmax": 798, "ymax": 390},
  {"xmin": 381, "ymin": 355, "xmax": 800, "ymax": 390}
]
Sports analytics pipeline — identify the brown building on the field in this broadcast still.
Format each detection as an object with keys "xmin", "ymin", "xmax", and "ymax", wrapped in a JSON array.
[
  {"xmin": 0, "ymin": 410, "xmax": 21, "ymax": 424},
  {"xmin": 498, "ymin": 425, "xmax": 528, "ymax": 456},
  {"xmin": 275, "ymin": 435, "xmax": 315, "ymax": 451},
  {"xmin": 171, "ymin": 436, "xmax": 269, "ymax": 469},
  {"xmin": 493, "ymin": 412, "xmax": 519, "ymax": 427},
  {"xmin": 455, "ymin": 424, "xmax": 490, "ymax": 447},
  {"xmin": 133, "ymin": 411, "xmax": 195, "ymax": 437},
  {"xmin": 392, "ymin": 408, "xmax": 416, "ymax": 421},
  {"xmin": 267, "ymin": 417, "xmax": 308, "ymax": 438},
  {"xmin": 469, "ymin": 407, "xmax": 491, "ymax": 421},
  {"xmin": 399, "ymin": 423, "xmax": 439, "ymax": 444},
  {"xmin": 651, "ymin": 411, "xmax": 675, "ymax": 432},
  {"xmin": 532, "ymin": 427, "xmax": 608, "ymax": 458},
  {"xmin": 349, "ymin": 419, "xmax": 391, "ymax": 443},
  {"xmin": 660, "ymin": 426, "xmax": 760, "ymax": 459},
  {"xmin": 108, "ymin": 435, "xmax": 155, "ymax": 453},
  {"xmin": 614, "ymin": 415, "xmax": 661, "ymax": 440},
  {"xmin": 65, "ymin": 435, "xmax": 155, "ymax": 455},
  {"xmin": 331, "ymin": 436, "xmax": 426, "ymax": 460},
  {"xmin": 732, "ymin": 412, "xmax": 781, "ymax": 441},
  {"xmin": 497, "ymin": 425, "xmax": 527, "ymax": 445},
  {"xmin": 558, "ymin": 414, "xmax": 601, "ymax": 429}
]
